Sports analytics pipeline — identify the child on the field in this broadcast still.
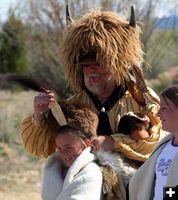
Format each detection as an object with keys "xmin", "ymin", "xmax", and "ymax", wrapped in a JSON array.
[
  {"xmin": 117, "ymin": 112, "xmax": 150, "ymax": 140},
  {"xmin": 41, "ymin": 104, "xmax": 103, "ymax": 200}
]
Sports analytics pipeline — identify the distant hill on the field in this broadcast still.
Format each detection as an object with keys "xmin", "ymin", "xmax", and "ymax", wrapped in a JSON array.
[{"xmin": 155, "ymin": 15, "xmax": 178, "ymax": 29}]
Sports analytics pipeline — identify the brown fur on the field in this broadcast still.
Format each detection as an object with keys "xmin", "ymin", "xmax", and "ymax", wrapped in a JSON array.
[
  {"xmin": 60, "ymin": 10, "xmax": 144, "ymax": 92},
  {"xmin": 100, "ymin": 165, "xmax": 125, "ymax": 200},
  {"xmin": 47, "ymin": 103, "xmax": 98, "ymax": 139}
]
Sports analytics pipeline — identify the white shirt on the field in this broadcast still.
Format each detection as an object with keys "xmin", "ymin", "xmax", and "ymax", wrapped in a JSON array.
[{"xmin": 153, "ymin": 139, "xmax": 178, "ymax": 200}]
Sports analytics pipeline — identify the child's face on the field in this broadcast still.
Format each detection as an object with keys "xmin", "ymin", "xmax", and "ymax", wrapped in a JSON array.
[
  {"xmin": 55, "ymin": 132, "xmax": 86, "ymax": 167},
  {"xmin": 158, "ymin": 96, "xmax": 178, "ymax": 133}
]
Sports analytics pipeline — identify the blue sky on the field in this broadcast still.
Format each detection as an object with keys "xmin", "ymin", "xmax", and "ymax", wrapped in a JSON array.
[
  {"xmin": 0, "ymin": 0, "xmax": 177, "ymax": 22},
  {"xmin": 0, "ymin": 0, "xmax": 17, "ymax": 22}
]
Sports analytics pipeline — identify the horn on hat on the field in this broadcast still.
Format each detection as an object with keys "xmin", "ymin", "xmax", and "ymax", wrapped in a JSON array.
[
  {"xmin": 66, "ymin": 4, "xmax": 73, "ymax": 25},
  {"xmin": 129, "ymin": 6, "xmax": 136, "ymax": 27}
]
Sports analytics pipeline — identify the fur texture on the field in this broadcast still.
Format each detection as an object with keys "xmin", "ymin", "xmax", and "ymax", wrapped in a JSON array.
[
  {"xmin": 60, "ymin": 10, "xmax": 144, "ymax": 92},
  {"xmin": 47, "ymin": 104, "xmax": 98, "ymax": 139},
  {"xmin": 96, "ymin": 151, "xmax": 137, "ymax": 200}
]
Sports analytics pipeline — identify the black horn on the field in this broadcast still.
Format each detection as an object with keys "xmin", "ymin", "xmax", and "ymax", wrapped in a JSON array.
[
  {"xmin": 66, "ymin": 4, "xmax": 73, "ymax": 25},
  {"xmin": 129, "ymin": 6, "xmax": 136, "ymax": 28}
]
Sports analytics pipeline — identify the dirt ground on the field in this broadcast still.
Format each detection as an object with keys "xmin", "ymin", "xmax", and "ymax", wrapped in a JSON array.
[{"xmin": 0, "ymin": 145, "xmax": 45, "ymax": 200}]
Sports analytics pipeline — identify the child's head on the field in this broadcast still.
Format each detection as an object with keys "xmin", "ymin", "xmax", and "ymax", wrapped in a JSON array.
[
  {"xmin": 158, "ymin": 85, "xmax": 178, "ymax": 133},
  {"xmin": 55, "ymin": 125, "xmax": 92, "ymax": 167},
  {"xmin": 47, "ymin": 103, "xmax": 98, "ymax": 166},
  {"xmin": 118, "ymin": 112, "xmax": 150, "ymax": 140}
]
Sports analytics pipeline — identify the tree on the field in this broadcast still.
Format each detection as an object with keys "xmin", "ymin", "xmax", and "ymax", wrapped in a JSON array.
[{"xmin": 0, "ymin": 13, "xmax": 28, "ymax": 74}]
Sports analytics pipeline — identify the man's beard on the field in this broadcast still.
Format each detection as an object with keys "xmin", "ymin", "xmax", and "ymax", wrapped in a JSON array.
[{"xmin": 85, "ymin": 80, "xmax": 107, "ymax": 96}]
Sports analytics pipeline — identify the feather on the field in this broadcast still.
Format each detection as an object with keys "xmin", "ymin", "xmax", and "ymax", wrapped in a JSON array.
[{"xmin": 49, "ymin": 99, "xmax": 67, "ymax": 126}]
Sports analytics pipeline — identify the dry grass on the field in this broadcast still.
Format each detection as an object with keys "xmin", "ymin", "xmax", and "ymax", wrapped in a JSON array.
[
  {"xmin": 0, "ymin": 90, "xmax": 35, "ymax": 144},
  {"xmin": 0, "ymin": 153, "xmax": 44, "ymax": 200},
  {"xmin": 0, "ymin": 90, "xmax": 45, "ymax": 200}
]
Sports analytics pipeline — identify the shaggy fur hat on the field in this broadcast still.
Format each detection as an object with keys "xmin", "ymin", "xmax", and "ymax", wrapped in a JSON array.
[
  {"xmin": 47, "ymin": 101, "xmax": 98, "ymax": 139},
  {"xmin": 60, "ymin": 8, "xmax": 144, "ymax": 92}
]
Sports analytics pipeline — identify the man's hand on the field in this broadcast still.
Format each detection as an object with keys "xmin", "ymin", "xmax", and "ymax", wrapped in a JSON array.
[
  {"xmin": 92, "ymin": 135, "xmax": 114, "ymax": 152},
  {"xmin": 33, "ymin": 91, "xmax": 55, "ymax": 122}
]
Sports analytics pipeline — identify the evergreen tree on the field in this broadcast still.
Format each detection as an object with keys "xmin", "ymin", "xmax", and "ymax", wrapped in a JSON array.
[{"xmin": 0, "ymin": 13, "xmax": 28, "ymax": 73}]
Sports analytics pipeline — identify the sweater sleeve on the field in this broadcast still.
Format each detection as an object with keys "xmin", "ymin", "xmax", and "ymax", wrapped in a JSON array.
[{"xmin": 20, "ymin": 115, "xmax": 56, "ymax": 158}]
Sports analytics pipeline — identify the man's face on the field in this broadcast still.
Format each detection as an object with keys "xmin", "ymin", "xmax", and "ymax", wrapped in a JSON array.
[{"xmin": 83, "ymin": 64, "xmax": 116, "ymax": 96}]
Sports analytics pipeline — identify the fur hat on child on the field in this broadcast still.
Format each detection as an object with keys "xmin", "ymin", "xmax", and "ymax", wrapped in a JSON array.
[{"xmin": 47, "ymin": 100, "xmax": 98, "ymax": 139}]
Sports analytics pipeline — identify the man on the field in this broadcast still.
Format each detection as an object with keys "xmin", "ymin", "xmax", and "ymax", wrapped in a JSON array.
[{"xmin": 21, "ymin": 6, "xmax": 166, "ymax": 167}]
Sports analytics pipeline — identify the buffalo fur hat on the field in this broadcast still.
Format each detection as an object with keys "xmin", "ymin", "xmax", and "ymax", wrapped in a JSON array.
[
  {"xmin": 60, "ymin": 6, "xmax": 144, "ymax": 92},
  {"xmin": 47, "ymin": 100, "xmax": 98, "ymax": 139}
]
